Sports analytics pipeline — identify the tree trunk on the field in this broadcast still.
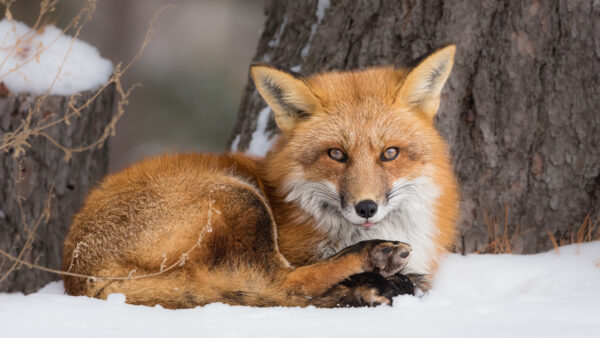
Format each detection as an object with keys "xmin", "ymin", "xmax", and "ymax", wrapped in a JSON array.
[
  {"xmin": 0, "ymin": 85, "xmax": 115, "ymax": 293},
  {"xmin": 229, "ymin": 0, "xmax": 600, "ymax": 254}
]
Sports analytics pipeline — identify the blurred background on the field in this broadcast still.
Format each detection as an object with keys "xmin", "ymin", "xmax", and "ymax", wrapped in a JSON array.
[{"xmin": 10, "ymin": 0, "xmax": 265, "ymax": 172}]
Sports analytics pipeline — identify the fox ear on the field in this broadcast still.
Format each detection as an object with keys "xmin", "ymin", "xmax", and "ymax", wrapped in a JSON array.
[
  {"xmin": 398, "ymin": 45, "xmax": 456, "ymax": 119},
  {"xmin": 250, "ymin": 63, "xmax": 319, "ymax": 133}
]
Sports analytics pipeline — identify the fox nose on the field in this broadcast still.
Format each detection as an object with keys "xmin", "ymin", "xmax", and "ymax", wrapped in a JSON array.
[{"xmin": 355, "ymin": 200, "xmax": 378, "ymax": 219}]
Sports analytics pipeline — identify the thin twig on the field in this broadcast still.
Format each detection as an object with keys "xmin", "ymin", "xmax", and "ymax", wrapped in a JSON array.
[
  {"xmin": 0, "ymin": 1, "xmax": 175, "ymax": 285},
  {"xmin": 0, "ymin": 221, "xmax": 212, "ymax": 282}
]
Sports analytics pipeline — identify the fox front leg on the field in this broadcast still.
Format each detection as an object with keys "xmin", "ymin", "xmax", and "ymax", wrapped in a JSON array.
[{"xmin": 281, "ymin": 240, "xmax": 412, "ymax": 301}]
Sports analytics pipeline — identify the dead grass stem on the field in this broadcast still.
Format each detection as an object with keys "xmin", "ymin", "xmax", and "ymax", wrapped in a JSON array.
[
  {"xmin": 476, "ymin": 203, "xmax": 599, "ymax": 255},
  {"xmin": 0, "ymin": 0, "xmax": 176, "ymax": 286}
]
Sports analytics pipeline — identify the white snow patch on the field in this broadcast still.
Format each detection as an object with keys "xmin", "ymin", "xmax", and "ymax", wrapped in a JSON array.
[
  {"xmin": 267, "ymin": 13, "xmax": 287, "ymax": 48},
  {"xmin": 106, "ymin": 293, "xmax": 127, "ymax": 304},
  {"xmin": 0, "ymin": 19, "xmax": 113, "ymax": 95},
  {"xmin": 1, "ymin": 242, "xmax": 599, "ymax": 338},
  {"xmin": 261, "ymin": 53, "xmax": 271, "ymax": 62},
  {"xmin": 290, "ymin": 65, "xmax": 302, "ymax": 72},
  {"xmin": 246, "ymin": 106, "xmax": 276, "ymax": 157},
  {"xmin": 300, "ymin": 0, "xmax": 331, "ymax": 58},
  {"xmin": 230, "ymin": 134, "xmax": 241, "ymax": 152},
  {"xmin": 35, "ymin": 280, "xmax": 64, "ymax": 294}
]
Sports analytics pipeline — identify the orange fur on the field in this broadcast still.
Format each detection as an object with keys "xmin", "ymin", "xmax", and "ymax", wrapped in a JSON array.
[{"xmin": 62, "ymin": 46, "xmax": 458, "ymax": 307}]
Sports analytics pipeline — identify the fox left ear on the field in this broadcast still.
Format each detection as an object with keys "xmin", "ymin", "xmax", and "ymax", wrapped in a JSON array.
[
  {"xmin": 250, "ymin": 63, "xmax": 320, "ymax": 133},
  {"xmin": 398, "ymin": 45, "xmax": 456, "ymax": 119}
]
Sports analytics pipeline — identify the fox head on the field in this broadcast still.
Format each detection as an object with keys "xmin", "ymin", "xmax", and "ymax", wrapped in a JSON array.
[{"xmin": 251, "ymin": 46, "xmax": 456, "ymax": 243}]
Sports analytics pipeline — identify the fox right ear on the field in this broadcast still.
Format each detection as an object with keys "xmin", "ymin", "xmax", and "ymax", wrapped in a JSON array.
[
  {"xmin": 250, "ymin": 63, "xmax": 320, "ymax": 133},
  {"xmin": 398, "ymin": 45, "xmax": 456, "ymax": 120}
]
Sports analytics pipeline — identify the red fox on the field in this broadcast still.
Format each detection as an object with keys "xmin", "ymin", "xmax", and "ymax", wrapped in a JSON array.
[{"xmin": 62, "ymin": 45, "xmax": 459, "ymax": 308}]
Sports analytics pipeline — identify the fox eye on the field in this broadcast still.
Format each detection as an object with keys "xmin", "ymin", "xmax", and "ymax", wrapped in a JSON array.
[
  {"xmin": 381, "ymin": 147, "xmax": 399, "ymax": 161},
  {"xmin": 327, "ymin": 148, "xmax": 347, "ymax": 163}
]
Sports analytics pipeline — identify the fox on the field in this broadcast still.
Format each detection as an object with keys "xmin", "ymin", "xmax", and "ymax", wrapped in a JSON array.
[{"xmin": 62, "ymin": 45, "xmax": 459, "ymax": 308}]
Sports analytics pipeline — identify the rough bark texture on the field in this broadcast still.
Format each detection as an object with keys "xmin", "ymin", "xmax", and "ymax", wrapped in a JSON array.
[
  {"xmin": 229, "ymin": 0, "xmax": 600, "ymax": 254},
  {"xmin": 0, "ymin": 86, "xmax": 115, "ymax": 293}
]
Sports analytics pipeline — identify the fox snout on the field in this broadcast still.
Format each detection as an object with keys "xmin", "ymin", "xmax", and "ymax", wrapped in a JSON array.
[
  {"xmin": 344, "ymin": 197, "xmax": 390, "ymax": 227},
  {"xmin": 340, "ymin": 173, "xmax": 390, "ymax": 226},
  {"xmin": 354, "ymin": 200, "xmax": 378, "ymax": 219}
]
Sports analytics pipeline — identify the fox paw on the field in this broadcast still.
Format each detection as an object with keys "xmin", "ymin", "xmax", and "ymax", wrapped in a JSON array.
[
  {"xmin": 387, "ymin": 273, "xmax": 417, "ymax": 295},
  {"xmin": 335, "ymin": 272, "xmax": 409, "ymax": 307},
  {"xmin": 361, "ymin": 240, "xmax": 412, "ymax": 277},
  {"xmin": 404, "ymin": 273, "xmax": 431, "ymax": 294}
]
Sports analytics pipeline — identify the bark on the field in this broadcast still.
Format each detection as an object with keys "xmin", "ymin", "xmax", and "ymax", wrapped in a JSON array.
[
  {"xmin": 0, "ymin": 85, "xmax": 115, "ymax": 293},
  {"xmin": 229, "ymin": 0, "xmax": 600, "ymax": 254}
]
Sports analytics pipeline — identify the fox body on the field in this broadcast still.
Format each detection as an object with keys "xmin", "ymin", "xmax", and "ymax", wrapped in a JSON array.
[{"xmin": 62, "ymin": 46, "xmax": 459, "ymax": 308}]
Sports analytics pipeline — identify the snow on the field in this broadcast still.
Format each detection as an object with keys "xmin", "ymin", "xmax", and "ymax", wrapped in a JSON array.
[
  {"xmin": 0, "ymin": 19, "xmax": 113, "ymax": 95},
  {"xmin": 106, "ymin": 293, "xmax": 127, "ymax": 304},
  {"xmin": 267, "ymin": 13, "xmax": 287, "ymax": 48},
  {"xmin": 1, "ymin": 242, "xmax": 599, "ymax": 338},
  {"xmin": 300, "ymin": 0, "xmax": 331, "ymax": 58},
  {"xmin": 260, "ymin": 53, "xmax": 271, "ymax": 62},
  {"xmin": 230, "ymin": 134, "xmax": 241, "ymax": 152},
  {"xmin": 290, "ymin": 64, "xmax": 302, "ymax": 72},
  {"xmin": 246, "ymin": 106, "xmax": 276, "ymax": 156}
]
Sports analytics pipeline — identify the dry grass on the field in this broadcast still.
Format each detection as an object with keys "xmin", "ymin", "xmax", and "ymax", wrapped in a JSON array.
[
  {"xmin": 476, "ymin": 203, "xmax": 599, "ymax": 255},
  {"xmin": 475, "ymin": 203, "xmax": 535, "ymax": 254},
  {"xmin": 0, "ymin": 0, "xmax": 176, "ymax": 286},
  {"xmin": 547, "ymin": 213, "xmax": 600, "ymax": 254},
  {"xmin": 0, "ymin": 0, "xmax": 173, "ymax": 161}
]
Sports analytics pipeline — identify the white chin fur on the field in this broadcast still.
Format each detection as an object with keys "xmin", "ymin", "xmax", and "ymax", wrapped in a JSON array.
[{"xmin": 284, "ymin": 176, "xmax": 441, "ymax": 275}]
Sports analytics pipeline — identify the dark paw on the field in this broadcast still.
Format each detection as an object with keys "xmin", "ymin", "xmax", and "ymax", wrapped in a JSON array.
[
  {"xmin": 404, "ymin": 273, "xmax": 431, "ymax": 293},
  {"xmin": 318, "ymin": 272, "xmax": 417, "ymax": 308},
  {"xmin": 387, "ymin": 273, "xmax": 416, "ymax": 295},
  {"xmin": 329, "ymin": 272, "xmax": 408, "ymax": 307}
]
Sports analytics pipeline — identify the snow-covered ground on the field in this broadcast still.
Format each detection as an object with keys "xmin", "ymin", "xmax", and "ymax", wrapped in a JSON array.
[{"xmin": 1, "ymin": 242, "xmax": 598, "ymax": 338}]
